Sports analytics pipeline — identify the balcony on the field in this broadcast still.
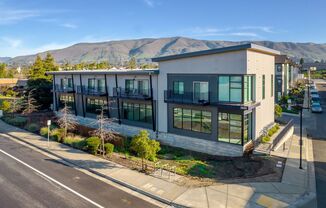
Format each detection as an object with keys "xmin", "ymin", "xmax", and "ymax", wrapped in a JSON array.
[
  {"xmin": 164, "ymin": 90, "xmax": 210, "ymax": 105},
  {"xmin": 55, "ymin": 84, "xmax": 75, "ymax": 93},
  {"xmin": 113, "ymin": 87, "xmax": 151, "ymax": 100},
  {"xmin": 76, "ymin": 86, "xmax": 107, "ymax": 96}
]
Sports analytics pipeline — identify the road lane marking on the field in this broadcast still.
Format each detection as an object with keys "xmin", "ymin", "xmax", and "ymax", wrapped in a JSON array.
[{"xmin": 0, "ymin": 148, "xmax": 104, "ymax": 208}]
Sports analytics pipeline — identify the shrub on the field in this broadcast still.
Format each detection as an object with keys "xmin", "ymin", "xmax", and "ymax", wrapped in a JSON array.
[
  {"xmin": 51, "ymin": 128, "xmax": 65, "ymax": 142},
  {"xmin": 262, "ymin": 136, "xmax": 271, "ymax": 143},
  {"xmin": 104, "ymin": 143, "xmax": 114, "ymax": 156},
  {"xmin": 4, "ymin": 116, "xmax": 27, "ymax": 127},
  {"xmin": 40, "ymin": 127, "xmax": 49, "ymax": 136},
  {"xmin": 0, "ymin": 100, "xmax": 11, "ymax": 112},
  {"xmin": 73, "ymin": 139, "xmax": 88, "ymax": 150},
  {"xmin": 86, "ymin": 136, "xmax": 101, "ymax": 154},
  {"xmin": 130, "ymin": 130, "xmax": 161, "ymax": 170},
  {"xmin": 63, "ymin": 135, "xmax": 85, "ymax": 148},
  {"xmin": 26, "ymin": 123, "xmax": 39, "ymax": 133},
  {"xmin": 275, "ymin": 104, "xmax": 282, "ymax": 118}
]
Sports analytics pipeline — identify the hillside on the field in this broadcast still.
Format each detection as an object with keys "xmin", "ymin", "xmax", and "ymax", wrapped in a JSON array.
[{"xmin": 5, "ymin": 37, "xmax": 326, "ymax": 66}]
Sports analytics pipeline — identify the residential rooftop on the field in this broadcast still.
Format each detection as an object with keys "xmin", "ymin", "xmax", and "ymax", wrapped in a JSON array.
[
  {"xmin": 152, "ymin": 43, "xmax": 281, "ymax": 62},
  {"xmin": 46, "ymin": 68, "xmax": 159, "ymax": 75}
]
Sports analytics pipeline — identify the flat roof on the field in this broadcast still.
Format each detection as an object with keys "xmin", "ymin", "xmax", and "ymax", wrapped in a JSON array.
[
  {"xmin": 152, "ymin": 43, "xmax": 281, "ymax": 62},
  {"xmin": 46, "ymin": 69, "xmax": 159, "ymax": 75}
]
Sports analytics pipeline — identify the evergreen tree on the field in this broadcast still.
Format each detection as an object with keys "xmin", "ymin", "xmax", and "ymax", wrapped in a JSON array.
[
  {"xmin": 0, "ymin": 63, "xmax": 6, "ymax": 78},
  {"xmin": 29, "ymin": 55, "xmax": 45, "ymax": 79},
  {"xmin": 43, "ymin": 53, "xmax": 59, "ymax": 72},
  {"xmin": 300, "ymin": 58, "xmax": 304, "ymax": 65}
]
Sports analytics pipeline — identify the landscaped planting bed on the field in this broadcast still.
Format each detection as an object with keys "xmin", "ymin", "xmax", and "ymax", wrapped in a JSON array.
[{"xmin": 1, "ymin": 112, "xmax": 285, "ymax": 186}]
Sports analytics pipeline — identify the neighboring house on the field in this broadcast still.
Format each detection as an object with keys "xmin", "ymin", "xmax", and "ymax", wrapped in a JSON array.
[
  {"xmin": 275, "ymin": 55, "xmax": 299, "ymax": 102},
  {"xmin": 47, "ymin": 43, "xmax": 280, "ymax": 157}
]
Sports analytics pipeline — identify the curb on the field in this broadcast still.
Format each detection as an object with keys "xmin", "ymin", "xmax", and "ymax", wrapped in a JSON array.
[{"xmin": 0, "ymin": 125, "xmax": 188, "ymax": 208}]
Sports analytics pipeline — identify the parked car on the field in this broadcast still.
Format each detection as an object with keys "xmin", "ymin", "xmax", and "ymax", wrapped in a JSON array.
[
  {"xmin": 311, "ymin": 94, "xmax": 320, "ymax": 104},
  {"xmin": 311, "ymin": 103, "xmax": 323, "ymax": 113},
  {"xmin": 310, "ymin": 89, "xmax": 319, "ymax": 96}
]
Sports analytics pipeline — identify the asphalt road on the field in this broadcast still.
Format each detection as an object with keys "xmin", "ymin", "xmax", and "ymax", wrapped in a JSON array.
[
  {"xmin": 306, "ymin": 82, "xmax": 326, "ymax": 208},
  {"xmin": 0, "ymin": 135, "xmax": 160, "ymax": 208}
]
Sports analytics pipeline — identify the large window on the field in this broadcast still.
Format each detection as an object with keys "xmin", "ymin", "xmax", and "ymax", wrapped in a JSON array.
[
  {"xmin": 243, "ymin": 113, "xmax": 253, "ymax": 144},
  {"xmin": 60, "ymin": 78, "xmax": 73, "ymax": 89},
  {"xmin": 244, "ymin": 75, "xmax": 253, "ymax": 103},
  {"xmin": 218, "ymin": 113, "xmax": 242, "ymax": 144},
  {"xmin": 218, "ymin": 76, "xmax": 242, "ymax": 102},
  {"xmin": 97, "ymin": 79, "xmax": 106, "ymax": 93},
  {"xmin": 88, "ymin": 78, "xmax": 96, "ymax": 91},
  {"xmin": 193, "ymin": 81, "xmax": 209, "ymax": 101},
  {"xmin": 122, "ymin": 102, "xmax": 152, "ymax": 123},
  {"xmin": 59, "ymin": 95, "xmax": 74, "ymax": 110},
  {"xmin": 173, "ymin": 81, "xmax": 184, "ymax": 95},
  {"xmin": 125, "ymin": 79, "xmax": 149, "ymax": 95},
  {"xmin": 218, "ymin": 112, "xmax": 253, "ymax": 145},
  {"xmin": 262, "ymin": 75, "xmax": 265, "ymax": 99},
  {"xmin": 173, "ymin": 108, "xmax": 211, "ymax": 134},
  {"xmin": 86, "ymin": 98, "xmax": 107, "ymax": 114}
]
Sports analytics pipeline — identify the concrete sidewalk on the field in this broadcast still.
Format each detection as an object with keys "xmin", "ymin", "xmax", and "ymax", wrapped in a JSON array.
[{"xmin": 0, "ymin": 119, "xmax": 315, "ymax": 208}]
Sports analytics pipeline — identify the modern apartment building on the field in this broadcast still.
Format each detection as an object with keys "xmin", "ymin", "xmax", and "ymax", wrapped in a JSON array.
[
  {"xmin": 48, "ymin": 43, "xmax": 280, "ymax": 156},
  {"xmin": 275, "ymin": 55, "xmax": 298, "ymax": 102}
]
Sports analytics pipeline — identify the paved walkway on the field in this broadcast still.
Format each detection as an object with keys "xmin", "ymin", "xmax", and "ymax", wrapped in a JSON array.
[{"xmin": 0, "ymin": 119, "xmax": 315, "ymax": 208}]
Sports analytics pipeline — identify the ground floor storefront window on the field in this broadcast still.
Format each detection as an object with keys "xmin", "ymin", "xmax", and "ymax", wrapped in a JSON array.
[
  {"xmin": 218, "ymin": 112, "xmax": 252, "ymax": 145},
  {"xmin": 173, "ymin": 107, "xmax": 211, "ymax": 134},
  {"xmin": 86, "ymin": 98, "xmax": 107, "ymax": 114},
  {"xmin": 58, "ymin": 95, "xmax": 74, "ymax": 110},
  {"xmin": 122, "ymin": 102, "xmax": 152, "ymax": 123}
]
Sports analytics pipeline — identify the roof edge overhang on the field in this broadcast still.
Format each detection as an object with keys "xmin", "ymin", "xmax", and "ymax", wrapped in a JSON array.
[{"xmin": 152, "ymin": 43, "xmax": 281, "ymax": 62}]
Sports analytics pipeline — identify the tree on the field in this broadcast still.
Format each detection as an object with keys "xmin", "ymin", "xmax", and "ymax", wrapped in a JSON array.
[
  {"xmin": 127, "ymin": 57, "xmax": 137, "ymax": 69},
  {"xmin": 275, "ymin": 104, "xmax": 282, "ymax": 118},
  {"xmin": 91, "ymin": 104, "xmax": 116, "ymax": 156},
  {"xmin": 57, "ymin": 101, "xmax": 77, "ymax": 138},
  {"xmin": 29, "ymin": 55, "xmax": 45, "ymax": 79},
  {"xmin": 130, "ymin": 130, "xmax": 160, "ymax": 171},
  {"xmin": 0, "ymin": 63, "xmax": 6, "ymax": 78},
  {"xmin": 43, "ymin": 53, "xmax": 59, "ymax": 72},
  {"xmin": 22, "ymin": 89, "xmax": 39, "ymax": 115},
  {"xmin": 0, "ymin": 100, "xmax": 11, "ymax": 112},
  {"xmin": 9, "ymin": 96, "xmax": 23, "ymax": 117},
  {"xmin": 300, "ymin": 58, "xmax": 304, "ymax": 65}
]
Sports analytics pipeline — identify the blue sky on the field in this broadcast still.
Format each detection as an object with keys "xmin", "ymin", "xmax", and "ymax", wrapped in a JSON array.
[{"xmin": 0, "ymin": 0, "xmax": 325, "ymax": 57}]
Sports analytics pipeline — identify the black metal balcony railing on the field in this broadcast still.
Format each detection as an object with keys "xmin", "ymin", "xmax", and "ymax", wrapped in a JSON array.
[
  {"xmin": 113, "ymin": 87, "xmax": 151, "ymax": 100},
  {"xmin": 55, "ymin": 84, "xmax": 75, "ymax": 93},
  {"xmin": 76, "ymin": 86, "xmax": 107, "ymax": 96},
  {"xmin": 164, "ymin": 90, "xmax": 210, "ymax": 105}
]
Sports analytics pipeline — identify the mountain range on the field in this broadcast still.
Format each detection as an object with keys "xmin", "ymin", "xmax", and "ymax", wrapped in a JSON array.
[{"xmin": 2, "ymin": 37, "xmax": 326, "ymax": 66}]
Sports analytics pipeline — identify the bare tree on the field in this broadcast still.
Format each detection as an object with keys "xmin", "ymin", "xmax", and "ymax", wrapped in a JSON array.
[
  {"xmin": 57, "ymin": 101, "xmax": 77, "ymax": 138},
  {"xmin": 9, "ymin": 96, "xmax": 23, "ymax": 117},
  {"xmin": 22, "ymin": 89, "xmax": 39, "ymax": 115},
  {"xmin": 91, "ymin": 103, "xmax": 117, "ymax": 156}
]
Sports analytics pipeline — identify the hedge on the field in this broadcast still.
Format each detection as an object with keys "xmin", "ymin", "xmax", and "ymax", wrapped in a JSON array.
[
  {"xmin": 104, "ymin": 143, "xmax": 114, "ymax": 156},
  {"xmin": 86, "ymin": 137, "xmax": 101, "ymax": 154}
]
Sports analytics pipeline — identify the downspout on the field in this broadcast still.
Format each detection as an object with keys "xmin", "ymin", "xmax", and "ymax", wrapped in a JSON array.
[
  {"xmin": 72, "ymin": 74, "xmax": 78, "ymax": 116},
  {"xmin": 115, "ymin": 74, "xmax": 121, "ymax": 124},
  {"xmin": 104, "ymin": 74, "xmax": 110, "ymax": 118},
  {"xmin": 53, "ymin": 74, "xmax": 57, "ymax": 111},
  {"xmin": 149, "ymin": 72, "xmax": 156, "ymax": 132},
  {"xmin": 79, "ymin": 74, "xmax": 85, "ymax": 117}
]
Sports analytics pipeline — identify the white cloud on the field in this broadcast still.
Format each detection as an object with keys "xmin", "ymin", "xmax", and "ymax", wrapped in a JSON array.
[
  {"xmin": 0, "ymin": 9, "xmax": 40, "ymax": 24},
  {"xmin": 61, "ymin": 23, "xmax": 78, "ymax": 29},
  {"xmin": 230, "ymin": 32, "xmax": 258, "ymax": 37},
  {"xmin": 240, "ymin": 26, "xmax": 274, "ymax": 33},
  {"xmin": 0, "ymin": 37, "xmax": 22, "ymax": 48},
  {"xmin": 143, "ymin": 0, "xmax": 155, "ymax": 7}
]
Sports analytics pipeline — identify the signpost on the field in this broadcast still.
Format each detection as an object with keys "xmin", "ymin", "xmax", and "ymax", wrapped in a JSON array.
[{"xmin": 47, "ymin": 120, "xmax": 51, "ymax": 149}]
